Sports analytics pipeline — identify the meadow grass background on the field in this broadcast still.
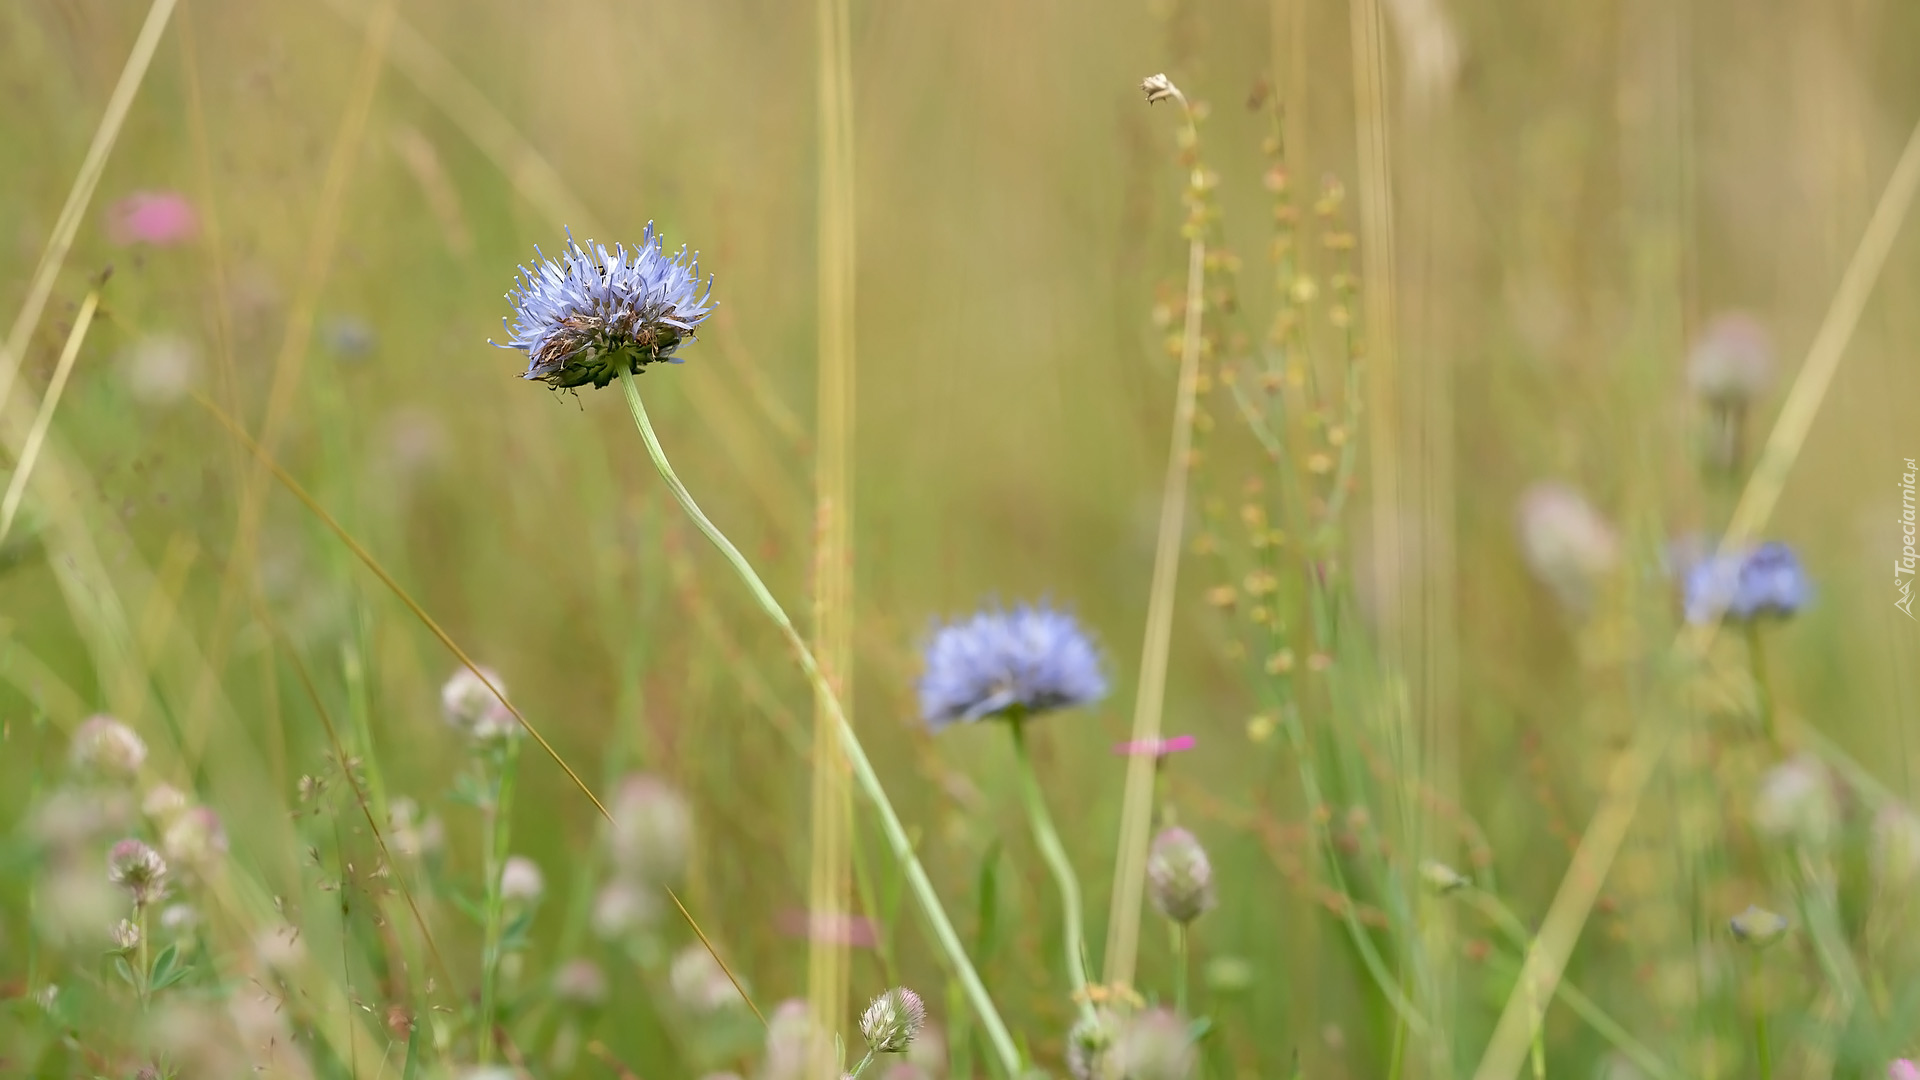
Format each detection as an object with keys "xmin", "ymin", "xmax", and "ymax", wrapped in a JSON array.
[{"xmin": 4, "ymin": 0, "xmax": 1920, "ymax": 1077}]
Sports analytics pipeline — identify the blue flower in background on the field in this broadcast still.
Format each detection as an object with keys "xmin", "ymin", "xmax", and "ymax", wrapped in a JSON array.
[
  {"xmin": 1682, "ymin": 540, "xmax": 1808, "ymax": 624},
  {"xmin": 918, "ymin": 603, "xmax": 1108, "ymax": 729},
  {"xmin": 495, "ymin": 223, "xmax": 714, "ymax": 389}
]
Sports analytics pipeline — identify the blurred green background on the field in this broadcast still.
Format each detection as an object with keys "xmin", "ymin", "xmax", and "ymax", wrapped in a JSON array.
[{"xmin": 4, "ymin": 0, "xmax": 1920, "ymax": 1077}]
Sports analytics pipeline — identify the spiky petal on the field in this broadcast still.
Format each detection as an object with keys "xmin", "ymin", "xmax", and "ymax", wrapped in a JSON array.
[
  {"xmin": 917, "ymin": 603, "xmax": 1107, "ymax": 729},
  {"xmin": 495, "ymin": 223, "xmax": 715, "ymax": 389}
]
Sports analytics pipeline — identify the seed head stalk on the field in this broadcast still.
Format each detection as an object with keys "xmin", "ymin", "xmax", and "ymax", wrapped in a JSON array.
[
  {"xmin": 617, "ymin": 368, "xmax": 1019, "ymax": 1076},
  {"xmin": 136, "ymin": 902, "xmax": 152, "ymax": 1011},
  {"xmin": 476, "ymin": 738, "xmax": 519, "ymax": 1064},
  {"xmin": 1104, "ymin": 72, "xmax": 1208, "ymax": 996}
]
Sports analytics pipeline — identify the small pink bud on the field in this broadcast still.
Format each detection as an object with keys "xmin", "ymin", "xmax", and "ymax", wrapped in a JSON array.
[
  {"xmin": 106, "ymin": 190, "xmax": 198, "ymax": 247},
  {"xmin": 1114, "ymin": 734, "xmax": 1197, "ymax": 758}
]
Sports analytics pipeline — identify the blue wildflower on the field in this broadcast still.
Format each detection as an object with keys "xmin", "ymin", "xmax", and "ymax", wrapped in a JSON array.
[
  {"xmin": 1681, "ymin": 540, "xmax": 1808, "ymax": 624},
  {"xmin": 918, "ymin": 603, "xmax": 1107, "ymax": 729},
  {"xmin": 494, "ymin": 223, "xmax": 714, "ymax": 389}
]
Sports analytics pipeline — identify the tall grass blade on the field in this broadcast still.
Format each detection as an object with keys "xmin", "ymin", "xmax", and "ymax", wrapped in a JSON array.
[
  {"xmin": 1470, "ymin": 109, "xmax": 1920, "ymax": 1080},
  {"xmin": 808, "ymin": 0, "xmax": 858, "ymax": 1063},
  {"xmin": 0, "ymin": 289, "xmax": 99, "ymax": 545},
  {"xmin": 1104, "ymin": 83, "xmax": 1207, "ymax": 996},
  {"xmin": 0, "ymin": 0, "xmax": 175, "ymax": 419}
]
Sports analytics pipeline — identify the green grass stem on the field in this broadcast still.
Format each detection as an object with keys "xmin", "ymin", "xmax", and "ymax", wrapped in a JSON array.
[{"xmin": 618, "ymin": 367, "xmax": 1020, "ymax": 1076}]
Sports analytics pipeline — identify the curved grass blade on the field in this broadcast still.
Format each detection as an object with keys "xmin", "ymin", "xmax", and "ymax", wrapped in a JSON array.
[
  {"xmin": 0, "ymin": 0, "xmax": 175, "ymax": 418},
  {"xmin": 1469, "ymin": 109, "xmax": 1920, "ymax": 1080},
  {"xmin": 0, "ymin": 288, "xmax": 100, "ymax": 545},
  {"xmin": 193, "ymin": 390, "xmax": 765, "ymax": 1026}
]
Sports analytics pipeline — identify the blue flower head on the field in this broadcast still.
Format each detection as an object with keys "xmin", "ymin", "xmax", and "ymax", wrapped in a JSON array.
[
  {"xmin": 1681, "ymin": 540, "xmax": 1809, "ymax": 624},
  {"xmin": 918, "ymin": 603, "xmax": 1108, "ymax": 730},
  {"xmin": 495, "ymin": 223, "xmax": 714, "ymax": 389}
]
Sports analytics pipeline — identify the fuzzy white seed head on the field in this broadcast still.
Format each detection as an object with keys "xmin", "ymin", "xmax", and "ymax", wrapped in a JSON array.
[
  {"xmin": 1116, "ymin": 1008, "xmax": 1197, "ymax": 1080},
  {"xmin": 670, "ymin": 942, "xmax": 744, "ymax": 1013},
  {"xmin": 608, "ymin": 774, "xmax": 692, "ymax": 883},
  {"xmin": 1147, "ymin": 827, "xmax": 1216, "ymax": 924},
  {"xmin": 552, "ymin": 958, "xmax": 608, "ymax": 1006},
  {"xmin": 1752, "ymin": 755, "xmax": 1837, "ymax": 849},
  {"xmin": 859, "ymin": 987, "xmax": 927, "ymax": 1053},
  {"xmin": 1687, "ymin": 313, "xmax": 1773, "ymax": 405},
  {"xmin": 499, "ymin": 855, "xmax": 545, "ymax": 904},
  {"xmin": 71, "ymin": 716, "xmax": 147, "ymax": 780},
  {"xmin": 1420, "ymin": 859, "xmax": 1470, "ymax": 895},
  {"xmin": 440, "ymin": 665, "xmax": 518, "ymax": 742},
  {"xmin": 163, "ymin": 807, "xmax": 229, "ymax": 875},
  {"xmin": 1067, "ymin": 1007, "xmax": 1125, "ymax": 1080},
  {"xmin": 1516, "ymin": 483, "xmax": 1620, "ymax": 612},
  {"xmin": 107, "ymin": 838, "xmax": 168, "ymax": 907},
  {"xmin": 1729, "ymin": 904, "xmax": 1790, "ymax": 947}
]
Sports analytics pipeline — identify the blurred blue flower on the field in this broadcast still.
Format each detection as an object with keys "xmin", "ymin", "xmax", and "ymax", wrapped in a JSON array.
[
  {"xmin": 1681, "ymin": 540, "xmax": 1808, "ymax": 624},
  {"xmin": 322, "ymin": 314, "xmax": 376, "ymax": 359},
  {"xmin": 495, "ymin": 223, "xmax": 714, "ymax": 390},
  {"xmin": 918, "ymin": 603, "xmax": 1107, "ymax": 729}
]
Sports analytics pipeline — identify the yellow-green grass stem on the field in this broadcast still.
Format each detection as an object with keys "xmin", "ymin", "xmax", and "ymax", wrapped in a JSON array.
[
  {"xmin": 136, "ymin": 900, "xmax": 152, "ymax": 1011},
  {"xmin": 1008, "ymin": 717, "xmax": 1092, "ymax": 1020},
  {"xmin": 0, "ymin": 0, "xmax": 175, "ymax": 419},
  {"xmin": 1104, "ymin": 79, "xmax": 1207, "ymax": 995},
  {"xmin": 1470, "ymin": 106, "xmax": 1920, "ymax": 1080},
  {"xmin": 476, "ymin": 738, "xmax": 520, "ymax": 1065},
  {"xmin": 618, "ymin": 368, "xmax": 1019, "ymax": 1076},
  {"xmin": 1173, "ymin": 923, "xmax": 1189, "ymax": 1017},
  {"xmin": 0, "ymin": 289, "xmax": 99, "ymax": 546},
  {"xmin": 1464, "ymin": 889, "xmax": 1677, "ymax": 1080}
]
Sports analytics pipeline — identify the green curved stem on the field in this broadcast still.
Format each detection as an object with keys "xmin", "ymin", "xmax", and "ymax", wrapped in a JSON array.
[
  {"xmin": 1009, "ymin": 719, "xmax": 1092, "ymax": 1018},
  {"xmin": 1173, "ymin": 923, "xmax": 1189, "ymax": 1016},
  {"xmin": 618, "ymin": 369, "xmax": 1019, "ymax": 1077},
  {"xmin": 477, "ymin": 738, "xmax": 519, "ymax": 1064}
]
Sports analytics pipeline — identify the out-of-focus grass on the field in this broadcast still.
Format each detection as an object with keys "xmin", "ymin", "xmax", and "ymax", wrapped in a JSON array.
[{"xmin": 4, "ymin": 0, "xmax": 1920, "ymax": 1077}]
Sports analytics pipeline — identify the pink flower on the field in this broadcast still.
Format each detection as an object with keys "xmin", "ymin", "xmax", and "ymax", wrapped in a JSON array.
[
  {"xmin": 1889, "ymin": 1060, "xmax": 1920, "ymax": 1080},
  {"xmin": 1114, "ymin": 734, "xmax": 1196, "ymax": 758},
  {"xmin": 106, "ymin": 190, "xmax": 198, "ymax": 247},
  {"xmin": 777, "ymin": 908, "xmax": 878, "ymax": 948}
]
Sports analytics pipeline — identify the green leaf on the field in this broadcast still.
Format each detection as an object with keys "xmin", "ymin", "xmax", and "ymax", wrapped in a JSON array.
[
  {"xmin": 972, "ymin": 840, "xmax": 1003, "ymax": 965},
  {"xmin": 402, "ymin": 1016, "xmax": 422, "ymax": 1080},
  {"xmin": 446, "ymin": 773, "xmax": 488, "ymax": 809},
  {"xmin": 148, "ymin": 943, "xmax": 178, "ymax": 989},
  {"xmin": 152, "ymin": 963, "xmax": 193, "ymax": 991},
  {"xmin": 501, "ymin": 909, "xmax": 534, "ymax": 950},
  {"xmin": 112, "ymin": 955, "xmax": 138, "ymax": 989},
  {"xmin": 448, "ymin": 890, "xmax": 486, "ymax": 924}
]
